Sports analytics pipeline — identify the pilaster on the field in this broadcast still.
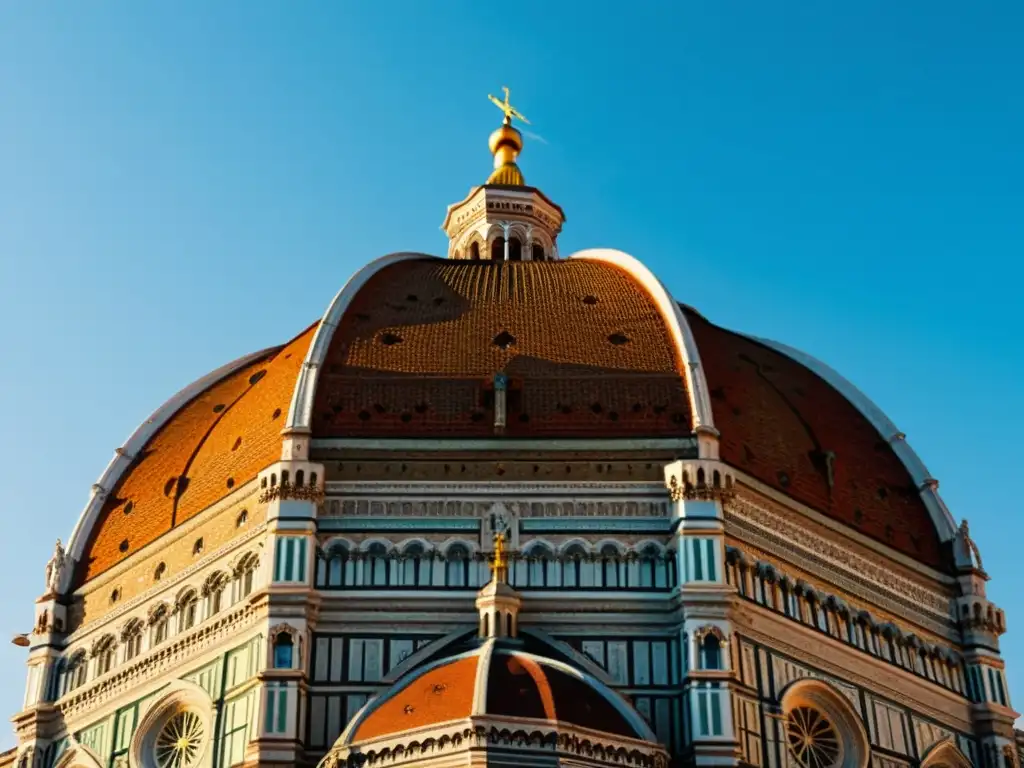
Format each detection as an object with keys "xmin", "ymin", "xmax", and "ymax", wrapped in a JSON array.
[
  {"xmin": 665, "ymin": 459, "xmax": 742, "ymax": 766},
  {"xmin": 247, "ymin": 447, "xmax": 323, "ymax": 767}
]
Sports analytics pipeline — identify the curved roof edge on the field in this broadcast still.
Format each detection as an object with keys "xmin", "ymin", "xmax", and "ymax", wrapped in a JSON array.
[
  {"xmin": 336, "ymin": 641, "xmax": 657, "ymax": 748},
  {"xmin": 501, "ymin": 647, "xmax": 658, "ymax": 743},
  {"xmin": 755, "ymin": 336, "xmax": 957, "ymax": 542},
  {"xmin": 568, "ymin": 249, "xmax": 717, "ymax": 437},
  {"xmin": 338, "ymin": 646, "xmax": 480, "ymax": 746},
  {"xmin": 63, "ymin": 347, "xmax": 278, "ymax": 595},
  {"xmin": 286, "ymin": 252, "xmax": 439, "ymax": 434}
]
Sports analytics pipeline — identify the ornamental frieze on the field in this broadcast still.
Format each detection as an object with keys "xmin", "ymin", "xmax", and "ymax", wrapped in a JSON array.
[
  {"xmin": 320, "ymin": 495, "xmax": 669, "ymax": 519},
  {"xmin": 727, "ymin": 495, "xmax": 950, "ymax": 620},
  {"xmin": 56, "ymin": 601, "xmax": 260, "ymax": 722}
]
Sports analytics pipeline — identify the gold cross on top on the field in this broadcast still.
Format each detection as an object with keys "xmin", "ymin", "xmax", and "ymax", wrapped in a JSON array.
[{"xmin": 488, "ymin": 86, "xmax": 530, "ymax": 126}]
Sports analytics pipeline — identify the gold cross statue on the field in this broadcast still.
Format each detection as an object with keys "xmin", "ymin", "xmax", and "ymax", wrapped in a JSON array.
[{"xmin": 488, "ymin": 86, "xmax": 530, "ymax": 126}]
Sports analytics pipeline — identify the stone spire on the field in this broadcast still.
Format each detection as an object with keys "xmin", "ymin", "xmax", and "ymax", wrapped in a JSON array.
[{"xmin": 476, "ymin": 531, "xmax": 521, "ymax": 639}]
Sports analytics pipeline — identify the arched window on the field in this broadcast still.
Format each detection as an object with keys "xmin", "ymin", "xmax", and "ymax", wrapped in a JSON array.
[
  {"xmin": 699, "ymin": 632, "xmax": 723, "ymax": 670},
  {"xmin": 64, "ymin": 651, "xmax": 87, "ymax": 694},
  {"xmin": 177, "ymin": 590, "xmax": 199, "ymax": 632},
  {"xmin": 562, "ymin": 544, "xmax": 587, "ymax": 587},
  {"xmin": 401, "ymin": 543, "xmax": 430, "ymax": 587},
  {"xmin": 94, "ymin": 636, "xmax": 117, "ymax": 676},
  {"xmin": 322, "ymin": 543, "xmax": 350, "ymax": 588},
  {"xmin": 508, "ymin": 237, "xmax": 522, "ymax": 261},
  {"xmin": 236, "ymin": 554, "xmax": 259, "ymax": 599},
  {"xmin": 469, "ymin": 241, "xmax": 481, "ymax": 260},
  {"xmin": 366, "ymin": 543, "xmax": 389, "ymax": 586},
  {"xmin": 532, "ymin": 243, "xmax": 545, "ymax": 261},
  {"xmin": 599, "ymin": 544, "xmax": 620, "ymax": 588},
  {"xmin": 122, "ymin": 620, "xmax": 143, "ymax": 662},
  {"xmin": 446, "ymin": 544, "xmax": 470, "ymax": 587},
  {"xmin": 638, "ymin": 544, "xmax": 663, "ymax": 588},
  {"xmin": 204, "ymin": 573, "xmax": 228, "ymax": 617},
  {"xmin": 525, "ymin": 545, "xmax": 555, "ymax": 587},
  {"xmin": 491, "ymin": 237, "xmax": 505, "ymax": 261},
  {"xmin": 273, "ymin": 633, "xmax": 294, "ymax": 669},
  {"xmin": 150, "ymin": 604, "xmax": 170, "ymax": 646}
]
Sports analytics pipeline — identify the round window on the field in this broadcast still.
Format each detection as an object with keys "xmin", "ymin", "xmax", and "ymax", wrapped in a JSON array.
[
  {"xmin": 786, "ymin": 706, "xmax": 842, "ymax": 768},
  {"xmin": 154, "ymin": 711, "xmax": 205, "ymax": 768}
]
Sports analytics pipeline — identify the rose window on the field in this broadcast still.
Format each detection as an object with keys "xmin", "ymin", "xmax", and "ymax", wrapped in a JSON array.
[
  {"xmin": 786, "ymin": 706, "xmax": 841, "ymax": 768},
  {"xmin": 154, "ymin": 711, "xmax": 205, "ymax": 768}
]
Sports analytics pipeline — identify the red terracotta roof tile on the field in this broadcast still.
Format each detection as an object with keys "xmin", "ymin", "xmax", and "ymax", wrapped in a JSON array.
[
  {"xmin": 684, "ymin": 308, "xmax": 945, "ymax": 570},
  {"xmin": 353, "ymin": 656, "xmax": 479, "ymax": 742},
  {"xmin": 74, "ymin": 323, "xmax": 317, "ymax": 587},
  {"xmin": 313, "ymin": 259, "xmax": 692, "ymax": 437}
]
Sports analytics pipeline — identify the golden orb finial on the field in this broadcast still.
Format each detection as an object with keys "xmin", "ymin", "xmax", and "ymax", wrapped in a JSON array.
[{"xmin": 486, "ymin": 87, "xmax": 527, "ymax": 186}]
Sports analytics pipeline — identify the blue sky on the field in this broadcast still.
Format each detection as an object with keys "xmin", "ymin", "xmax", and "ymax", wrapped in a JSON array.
[{"xmin": 1, "ymin": 1, "xmax": 1022, "ymax": 742}]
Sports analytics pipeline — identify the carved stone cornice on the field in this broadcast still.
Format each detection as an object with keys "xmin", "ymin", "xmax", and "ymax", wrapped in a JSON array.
[
  {"xmin": 322, "ymin": 716, "xmax": 667, "ymax": 768},
  {"xmin": 727, "ymin": 495, "xmax": 951, "ymax": 626},
  {"xmin": 259, "ymin": 482, "xmax": 325, "ymax": 504},
  {"xmin": 324, "ymin": 481, "xmax": 666, "ymax": 495},
  {"xmin": 667, "ymin": 474, "xmax": 736, "ymax": 503},
  {"xmin": 320, "ymin": 495, "xmax": 669, "ymax": 519},
  {"xmin": 56, "ymin": 601, "xmax": 260, "ymax": 722}
]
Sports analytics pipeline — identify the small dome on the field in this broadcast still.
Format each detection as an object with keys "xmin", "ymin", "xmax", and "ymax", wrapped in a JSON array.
[{"xmin": 339, "ymin": 643, "xmax": 650, "ymax": 748}]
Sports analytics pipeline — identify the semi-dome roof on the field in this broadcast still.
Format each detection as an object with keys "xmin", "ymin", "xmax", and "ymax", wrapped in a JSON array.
[
  {"xmin": 66, "ymin": 248, "xmax": 955, "ymax": 589},
  {"xmin": 337, "ymin": 641, "xmax": 652, "ymax": 747}
]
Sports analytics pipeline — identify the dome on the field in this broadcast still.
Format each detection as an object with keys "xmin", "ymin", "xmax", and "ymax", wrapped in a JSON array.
[
  {"xmin": 71, "ymin": 323, "xmax": 318, "ymax": 587},
  {"xmin": 335, "ymin": 641, "xmax": 653, "ymax": 748},
  {"xmin": 67, "ymin": 250, "xmax": 954, "ymax": 591},
  {"xmin": 310, "ymin": 257, "xmax": 693, "ymax": 438}
]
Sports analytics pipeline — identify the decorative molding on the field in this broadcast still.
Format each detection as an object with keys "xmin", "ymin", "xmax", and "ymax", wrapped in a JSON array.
[
  {"xmin": 313, "ymin": 436, "xmax": 698, "ymax": 452},
  {"xmin": 319, "ymin": 518, "xmax": 481, "ymax": 532},
  {"xmin": 727, "ymin": 494, "xmax": 950, "ymax": 622},
  {"xmin": 668, "ymin": 474, "xmax": 736, "ymax": 503},
  {"xmin": 521, "ymin": 517, "xmax": 671, "ymax": 532},
  {"xmin": 323, "ymin": 718, "xmax": 668, "ymax": 768},
  {"xmin": 320, "ymin": 495, "xmax": 669, "ymax": 520},
  {"xmin": 729, "ymin": 545, "xmax": 964, "ymax": 672},
  {"xmin": 63, "ymin": 524, "xmax": 266, "ymax": 646},
  {"xmin": 324, "ymin": 481, "xmax": 667, "ymax": 495},
  {"xmin": 258, "ymin": 482, "xmax": 325, "ymax": 504},
  {"xmin": 56, "ymin": 601, "xmax": 259, "ymax": 722}
]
